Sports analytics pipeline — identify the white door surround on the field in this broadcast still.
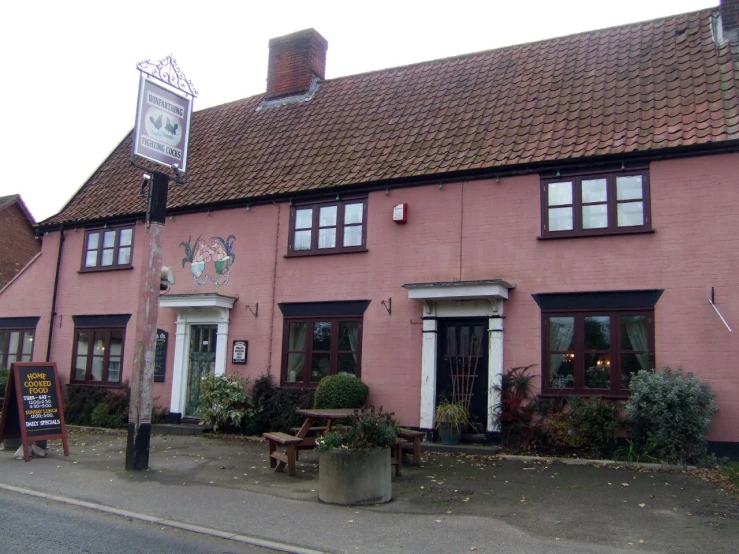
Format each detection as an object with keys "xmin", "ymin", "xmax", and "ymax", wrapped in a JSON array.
[
  {"xmin": 403, "ymin": 280, "xmax": 515, "ymax": 433},
  {"xmin": 159, "ymin": 293, "xmax": 237, "ymax": 419}
]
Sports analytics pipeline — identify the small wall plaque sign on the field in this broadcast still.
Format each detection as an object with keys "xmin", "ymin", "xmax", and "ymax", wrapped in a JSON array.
[{"xmin": 232, "ymin": 340, "xmax": 248, "ymax": 364}]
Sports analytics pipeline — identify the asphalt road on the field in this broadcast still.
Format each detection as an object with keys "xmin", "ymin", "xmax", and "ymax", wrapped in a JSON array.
[{"xmin": 0, "ymin": 489, "xmax": 278, "ymax": 554}]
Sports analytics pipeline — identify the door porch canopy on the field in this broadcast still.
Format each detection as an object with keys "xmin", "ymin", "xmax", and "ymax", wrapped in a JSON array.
[{"xmin": 402, "ymin": 279, "xmax": 516, "ymax": 432}]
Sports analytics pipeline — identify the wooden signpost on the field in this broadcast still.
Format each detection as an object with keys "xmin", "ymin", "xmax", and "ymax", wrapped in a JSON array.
[{"xmin": 0, "ymin": 362, "xmax": 69, "ymax": 462}]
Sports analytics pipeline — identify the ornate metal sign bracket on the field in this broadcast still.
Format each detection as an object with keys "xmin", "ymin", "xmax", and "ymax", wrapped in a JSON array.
[{"xmin": 136, "ymin": 54, "xmax": 199, "ymax": 99}]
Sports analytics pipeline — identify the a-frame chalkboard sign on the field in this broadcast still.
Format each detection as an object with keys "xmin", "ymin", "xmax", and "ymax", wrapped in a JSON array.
[{"xmin": 0, "ymin": 362, "xmax": 69, "ymax": 462}]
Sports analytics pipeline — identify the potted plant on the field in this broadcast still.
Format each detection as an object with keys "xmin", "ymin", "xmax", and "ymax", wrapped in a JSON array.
[
  {"xmin": 315, "ymin": 406, "xmax": 399, "ymax": 505},
  {"xmin": 435, "ymin": 399, "xmax": 469, "ymax": 445}
]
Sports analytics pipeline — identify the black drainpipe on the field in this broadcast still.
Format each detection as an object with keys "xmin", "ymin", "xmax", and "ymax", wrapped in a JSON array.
[{"xmin": 46, "ymin": 226, "xmax": 64, "ymax": 362}]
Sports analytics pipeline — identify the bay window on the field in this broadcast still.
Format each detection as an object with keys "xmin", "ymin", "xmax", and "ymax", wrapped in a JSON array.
[
  {"xmin": 533, "ymin": 290, "xmax": 661, "ymax": 397},
  {"xmin": 72, "ymin": 328, "xmax": 125, "ymax": 385},
  {"xmin": 0, "ymin": 329, "xmax": 34, "ymax": 368},
  {"xmin": 283, "ymin": 318, "xmax": 362, "ymax": 386}
]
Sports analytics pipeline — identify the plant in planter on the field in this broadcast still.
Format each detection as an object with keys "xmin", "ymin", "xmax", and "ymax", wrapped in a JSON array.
[
  {"xmin": 315, "ymin": 406, "xmax": 399, "ymax": 505},
  {"xmin": 435, "ymin": 399, "xmax": 469, "ymax": 445}
]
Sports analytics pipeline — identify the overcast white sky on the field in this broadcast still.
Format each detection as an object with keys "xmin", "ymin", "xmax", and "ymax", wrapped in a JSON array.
[{"xmin": 0, "ymin": 0, "xmax": 718, "ymax": 222}]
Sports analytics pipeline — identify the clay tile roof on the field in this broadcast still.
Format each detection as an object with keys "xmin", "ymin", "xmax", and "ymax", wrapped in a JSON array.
[
  {"xmin": 0, "ymin": 195, "xmax": 19, "ymax": 208},
  {"xmin": 42, "ymin": 7, "xmax": 739, "ymax": 227}
]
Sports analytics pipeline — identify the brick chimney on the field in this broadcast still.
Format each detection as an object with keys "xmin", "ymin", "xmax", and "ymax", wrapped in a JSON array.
[
  {"xmin": 266, "ymin": 29, "xmax": 328, "ymax": 100},
  {"xmin": 722, "ymin": 0, "xmax": 739, "ymax": 42}
]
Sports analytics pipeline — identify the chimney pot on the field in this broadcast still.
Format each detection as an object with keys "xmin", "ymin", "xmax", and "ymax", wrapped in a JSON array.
[{"xmin": 266, "ymin": 28, "xmax": 328, "ymax": 100}]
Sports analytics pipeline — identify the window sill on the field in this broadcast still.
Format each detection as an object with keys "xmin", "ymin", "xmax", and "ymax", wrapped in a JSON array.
[
  {"xmin": 279, "ymin": 382, "xmax": 320, "ymax": 389},
  {"xmin": 78, "ymin": 266, "xmax": 134, "ymax": 274},
  {"xmin": 285, "ymin": 247, "xmax": 368, "ymax": 258},
  {"xmin": 538, "ymin": 391, "xmax": 629, "ymax": 399},
  {"xmin": 69, "ymin": 382, "xmax": 124, "ymax": 388},
  {"xmin": 537, "ymin": 228, "xmax": 655, "ymax": 240}
]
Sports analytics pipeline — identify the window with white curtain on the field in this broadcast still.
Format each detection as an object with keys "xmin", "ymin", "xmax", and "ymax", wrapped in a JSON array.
[
  {"xmin": 543, "ymin": 310, "xmax": 654, "ymax": 396},
  {"xmin": 282, "ymin": 317, "xmax": 362, "ymax": 386}
]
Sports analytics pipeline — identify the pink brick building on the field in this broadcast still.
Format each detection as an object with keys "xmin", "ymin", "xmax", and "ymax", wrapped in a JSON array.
[{"xmin": 1, "ymin": 2, "xmax": 737, "ymax": 454}]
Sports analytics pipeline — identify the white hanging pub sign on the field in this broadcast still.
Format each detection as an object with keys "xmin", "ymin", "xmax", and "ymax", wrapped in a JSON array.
[{"xmin": 133, "ymin": 75, "xmax": 193, "ymax": 173}]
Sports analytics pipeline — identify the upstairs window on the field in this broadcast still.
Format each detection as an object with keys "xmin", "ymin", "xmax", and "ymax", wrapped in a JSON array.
[
  {"xmin": 541, "ymin": 169, "xmax": 650, "ymax": 237},
  {"xmin": 82, "ymin": 226, "xmax": 134, "ymax": 270},
  {"xmin": 288, "ymin": 199, "xmax": 367, "ymax": 255}
]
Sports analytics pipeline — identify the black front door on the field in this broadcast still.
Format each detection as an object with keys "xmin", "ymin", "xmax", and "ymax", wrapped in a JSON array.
[{"xmin": 437, "ymin": 320, "xmax": 488, "ymax": 433}]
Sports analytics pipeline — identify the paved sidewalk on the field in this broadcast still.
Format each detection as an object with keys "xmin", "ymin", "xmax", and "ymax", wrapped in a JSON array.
[{"xmin": 0, "ymin": 429, "xmax": 737, "ymax": 554}]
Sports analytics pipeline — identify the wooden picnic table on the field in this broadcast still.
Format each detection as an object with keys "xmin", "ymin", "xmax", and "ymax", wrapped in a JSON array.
[
  {"xmin": 265, "ymin": 408, "xmax": 408, "ymax": 476},
  {"xmin": 263, "ymin": 408, "xmax": 355, "ymax": 475},
  {"xmin": 294, "ymin": 408, "xmax": 355, "ymax": 440}
]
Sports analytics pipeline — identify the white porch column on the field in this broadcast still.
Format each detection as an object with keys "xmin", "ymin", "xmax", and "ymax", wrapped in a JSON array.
[
  {"xmin": 170, "ymin": 315, "xmax": 190, "ymax": 416},
  {"xmin": 487, "ymin": 315, "xmax": 504, "ymax": 432},
  {"xmin": 215, "ymin": 318, "xmax": 230, "ymax": 376},
  {"xmin": 419, "ymin": 316, "xmax": 438, "ymax": 429}
]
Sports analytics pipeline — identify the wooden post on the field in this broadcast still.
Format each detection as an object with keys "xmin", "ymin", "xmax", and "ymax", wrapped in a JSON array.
[{"xmin": 126, "ymin": 172, "xmax": 167, "ymax": 470}]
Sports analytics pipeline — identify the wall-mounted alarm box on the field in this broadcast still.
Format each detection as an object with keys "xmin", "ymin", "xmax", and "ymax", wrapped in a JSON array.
[{"xmin": 393, "ymin": 203, "xmax": 408, "ymax": 223}]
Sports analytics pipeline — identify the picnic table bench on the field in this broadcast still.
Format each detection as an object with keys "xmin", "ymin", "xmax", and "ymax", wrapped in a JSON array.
[
  {"xmin": 263, "ymin": 432, "xmax": 303, "ymax": 476},
  {"xmin": 398, "ymin": 428, "xmax": 424, "ymax": 466}
]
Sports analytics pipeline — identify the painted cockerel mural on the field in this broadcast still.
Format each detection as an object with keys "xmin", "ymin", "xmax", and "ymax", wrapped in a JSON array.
[{"xmin": 179, "ymin": 235, "xmax": 236, "ymax": 287}]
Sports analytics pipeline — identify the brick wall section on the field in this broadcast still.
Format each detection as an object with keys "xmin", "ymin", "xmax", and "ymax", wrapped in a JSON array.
[
  {"xmin": 722, "ymin": 0, "xmax": 739, "ymax": 31},
  {"xmin": 0, "ymin": 203, "xmax": 40, "ymax": 289},
  {"xmin": 266, "ymin": 28, "xmax": 327, "ymax": 99}
]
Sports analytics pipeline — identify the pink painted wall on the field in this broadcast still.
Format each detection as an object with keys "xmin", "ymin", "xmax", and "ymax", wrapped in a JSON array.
[{"xmin": 1, "ymin": 152, "xmax": 736, "ymax": 442}]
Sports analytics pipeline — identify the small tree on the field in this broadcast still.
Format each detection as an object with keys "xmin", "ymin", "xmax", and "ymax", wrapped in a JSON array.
[{"xmin": 625, "ymin": 367, "xmax": 717, "ymax": 465}]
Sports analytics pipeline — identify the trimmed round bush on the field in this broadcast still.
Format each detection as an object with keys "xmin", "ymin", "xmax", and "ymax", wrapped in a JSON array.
[{"xmin": 313, "ymin": 375, "xmax": 369, "ymax": 409}]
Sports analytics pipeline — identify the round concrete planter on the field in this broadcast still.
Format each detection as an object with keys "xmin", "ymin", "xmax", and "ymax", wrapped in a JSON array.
[{"xmin": 318, "ymin": 447, "xmax": 392, "ymax": 505}]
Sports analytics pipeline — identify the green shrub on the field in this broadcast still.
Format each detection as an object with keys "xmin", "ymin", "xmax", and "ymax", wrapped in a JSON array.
[
  {"xmin": 316, "ymin": 406, "xmax": 398, "ymax": 452},
  {"xmin": 90, "ymin": 403, "xmax": 127, "ymax": 428},
  {"xmin": 196, "ymin": 373, "xmax": 251, "ymax": 432},
  {"xmin": 65, "ymin": 383, "xmax": 130, "ymax": 428},
  {"xmin": 540, "ymin": 412, "xmax": 582, "ymax": 450},
  {"xmin": 722, "ymin": 461, "xmax": 739, "ymax": 489},
  {"xmin": 0, "ymin": 366, "xmax": 9, "ymax": 396},
  {"xmin": 313, "ymin": 375, "xmax": 369, "ymax": 409},
  {"xmin": 625, "ymin": 367, "xmax": 717, "ymax": 465},
  {"xmin": 251, "ymin": 374, "xmax": 314, "ymax": 434},
  {"xmin": 540, "ymin": 397, "xmax": 620, "ymax": 458},
  {"xmin": 151, "ymin": 403, "xmax": 170, "ymax": 424}
]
